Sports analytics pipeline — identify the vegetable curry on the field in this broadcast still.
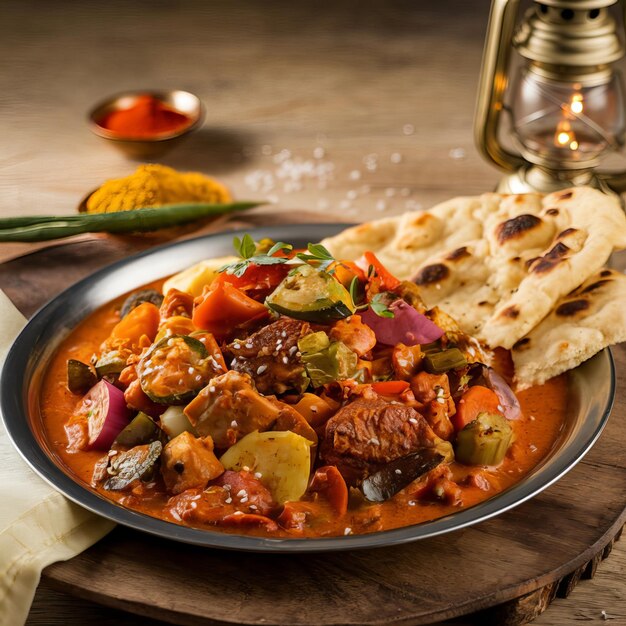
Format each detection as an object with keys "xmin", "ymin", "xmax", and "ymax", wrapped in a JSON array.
[{"xmin": 39, "ymin": 237, "xmax": 567, "ymax": 538}]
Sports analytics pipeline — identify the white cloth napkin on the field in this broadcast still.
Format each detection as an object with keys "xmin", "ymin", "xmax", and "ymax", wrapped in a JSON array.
[{"xmin": 0, "ymin": 290, "xmax": 115, "ymax": 626}]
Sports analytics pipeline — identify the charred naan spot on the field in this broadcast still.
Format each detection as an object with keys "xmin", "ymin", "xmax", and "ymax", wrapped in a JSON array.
[
  {"xmin": 446, "ymin": 247, "xmax": 470, "ymax": 261},
  {"xmin": 556, "ymin": 299, "xmax": 589, "ymax": 316},
  {"xmin": 513, "ymin": 337, "xmax": 531, "ymax": 349},
  {"xmin": 414, "ymin": 263, "xmax": 449, "ymax": 285},
  {"xmin": 557, "ymin": 190, "xmax": 574, "ymax": 200},
  {"xmin": 544, "ymin": 242, "xmax": 570, "ymax": 260},
  {"xmin": 478, "ymin": 301, "xmax": 488, "ymax": 306},
  {"xmin": 496, "ymin": 214, "xmax": 542, "ymax": 244},
  {"xmin": 525, "ymin": 256, "xmax": 539, "ymax": 269},
  {"xmin": 556, "ymin": 228, "xmax": 578, "ymax": 240},
  {"xmin": 511, "ymin": 256, "xmax": 521, "ymax": 262},
  {"xmin": 530, "ymin": 257, "xmax": 563, "ymax": 273},
  {"xmin": 601, "ymin": 269, "xmax": 612, "ymax": 277},
  {"xmin": 581, "ymin": 279, "xmax": 611, "ymax": 294},
  {"xmin": 545, "ymin": 208, "xmax": 559, "ymax": 216},
  {"xmin": 500, "ymin": 305, "xmax": 520, "ymax": 319}
]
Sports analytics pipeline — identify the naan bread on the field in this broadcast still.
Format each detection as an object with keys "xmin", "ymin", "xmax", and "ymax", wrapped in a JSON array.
[
  {"xmin": 322, "ymin": 187, "xmax": 626, "ymax": 349},
  {"xmin": 512, "ymin": 269, "xmax": 626, "ymax": 389}
]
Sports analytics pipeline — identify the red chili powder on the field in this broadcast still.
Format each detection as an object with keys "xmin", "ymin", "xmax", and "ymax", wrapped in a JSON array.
[{"xmin": 98, "ymin": 95, "xmax": 192, "ymax": 138}]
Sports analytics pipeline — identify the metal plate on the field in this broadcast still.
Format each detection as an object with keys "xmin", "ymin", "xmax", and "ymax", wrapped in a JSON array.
[{"xmin": 0, "ymin": 224, "xmax": 616, "ymax": 552}]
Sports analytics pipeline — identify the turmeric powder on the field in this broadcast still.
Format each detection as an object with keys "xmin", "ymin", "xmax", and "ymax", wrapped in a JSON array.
[{"xmin": 85, "ymin": 164, "xmax": 231, "ymax": 214}]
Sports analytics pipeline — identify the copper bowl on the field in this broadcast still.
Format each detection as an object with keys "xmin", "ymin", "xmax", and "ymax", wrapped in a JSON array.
[{"xmin": 88, "ymin": 90, "xmax": 204, "ymax": 160}]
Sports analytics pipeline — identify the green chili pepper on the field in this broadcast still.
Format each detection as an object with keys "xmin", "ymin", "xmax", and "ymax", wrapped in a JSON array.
[
  {"xmin": 424, "ymin": 348, "xmax": 467, "ymax": 373},
  {"xmin": 0, "ymin": 201, "xmax": 260, "ymax": 242}
]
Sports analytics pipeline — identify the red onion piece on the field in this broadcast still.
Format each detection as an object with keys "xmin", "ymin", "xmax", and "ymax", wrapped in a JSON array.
[
  {"xmin": 85, "ymin": 380, "xmax": 131, "ymax": 450},
  {"xmin": 482, "ymin": 367, "xmax": 522, "ymax": 420},
  {"xmin": 360, "ymin": 300, "xmax": 444, "ymax": 346}
]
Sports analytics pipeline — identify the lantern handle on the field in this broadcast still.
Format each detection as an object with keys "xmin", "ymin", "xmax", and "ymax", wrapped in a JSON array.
[{"xmin": 474, "ymin": 0, "xmax": 526, "ymax": 173}]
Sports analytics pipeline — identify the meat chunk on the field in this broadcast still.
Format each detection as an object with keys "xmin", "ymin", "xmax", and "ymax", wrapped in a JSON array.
[
  {"xmin": 410, "ymin": 464, "xmax": 462, "ymax": 506},
  {"xmin": 329, "ymin": 315, "xmax": 376, "ymax": 357},
  {"xmin": 161, "ymin": 431, "xmax": 224, "ymax": 495},
  {"xmin": 184, "ymin": 371, "xmax": 280, "ymax": 448},
  {"xmin": 228, "ymin": 317, "xmax": 309, "ymax": 394},
  {"xmin": 168, "ymin": 470, "xmax": 276, "ymax": 526},
  {"xmin": 213, "ymin": 469, "xmax": 275, "ymax": 515},
  {"xmin": 410, "ymin": 371, "xmax": 456, "ymax": 440},
  {"xmin": 320, "ymin": 397, "xmax": 445, "ymax": 484},
  {"xmin": 160, "ymin": 288, "xmax": 194, "ymax": 319}
]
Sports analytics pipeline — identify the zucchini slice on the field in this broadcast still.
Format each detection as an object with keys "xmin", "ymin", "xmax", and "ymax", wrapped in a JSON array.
[
  {"xmin": 137, "ymin": 335, "xmax": 215, "ymax": 405},
  {"xmin": 266, "ymin": 264, "xmax": 355, "ymax": 323}
]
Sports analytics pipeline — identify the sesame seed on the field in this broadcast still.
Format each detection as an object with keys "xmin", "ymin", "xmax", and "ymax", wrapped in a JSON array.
[
  {"xmin": 249, "ymin": 504, "xmax": 258, "ymax": 510},
  {"xmin": 190, "ymin": 501, "xmax": 197, "ymax": 509},
  {"xmin": 188, "ymin": 367, "xmax": 195, "ymax": 375},
  {"xmin": 395, "ymin": 469, "xmax": 402, "ymax": 475},
  {"xmin": 257, "ymin": 364, "xmax": 268, "ymax": 375},
  {"xmin": 409, "ymin": 417, "xmax": 418, "ymax": 425},
  {"xmin": 209, "ymin": 385, "xmax": 216, "ymax": 393},
  {"xmin": 242, "ymin": 466, "xmax": 250, "ymax": 472},
  {"xmin": 223, "ymin": 484, "xmax": 231, "ymax": 490},
  {"xmin": 237, "ymin": 489, "xmax": 247, "ymax": 497},
  {"xmin": 281, "ymin": 331, "xmax": 287, "ymax": 338},
  {"xmin": 289, "ymin": 346, "xmax": 298, "ymax": 355},
  {"xmin": 310, "ymin": 406, "xmax": 318, "ymax": 413},
  {"xmin": 408, "ymin": 500, "xmax": 416, "ymax": 507},
  {"xmin": 497, "ymin": 405, "xmax": 504, "ymax": 413},
  {"xmin": 368, "ymin": 437, "xmax": 380, "ymax": 446},
  {"xmin": 529, "ymin": 444, "xmax": 538, "ymax": 452},
  {"xmin": 344, "ymin": 527, "xmax": 352, "ymax": 535},
  {"xmin": 233, "ymin": 343, "xmax": 241, "ymax": 350},
  {"xmin": 254, "ymin": 472, "xmax": 263, "ymax": 479},
  {"xmin": 529, "ymin": 415, "xmax": 536, "ymax": 421},
  {"xmin": 171, "ymin": 510, "xmax": 182, "ymax": 521},
  {"xmin": 230, "ymin": 420, "xmax": 238, "ymax": 428},
  {"xmin": 195, "ymin": 375, "xmax": 202, "ymax": 382},
  {"xmin": 245, "ymin": 342, "xmax": 254, "ymax": 349},
  {"xmin": 240, "ymin": 497, "xmax": 249, "ymax": 503},
  {"xmin": 436, "ymin": 397, "xmax": 445, "ymax": 404},
  {"xmin": 282, "ymin": 356, "xmax": 289, "ymax": 364}
]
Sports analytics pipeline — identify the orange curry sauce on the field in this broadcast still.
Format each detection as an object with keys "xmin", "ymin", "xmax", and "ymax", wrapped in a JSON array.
[{"xmin": 38, "ymin": 286, "xmax": 568, "ymax": 538}]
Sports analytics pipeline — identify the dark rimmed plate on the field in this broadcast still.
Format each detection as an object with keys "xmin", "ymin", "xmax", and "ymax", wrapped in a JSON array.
[{"xmin": 0, "ymin": 224, "xmax": 616, "ymax": 552}]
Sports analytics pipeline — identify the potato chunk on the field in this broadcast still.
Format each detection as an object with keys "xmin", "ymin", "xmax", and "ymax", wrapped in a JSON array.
[
  {"xmin": 161, "ymin": 431, "xmax": 224, "ymax": 495},
  {"xmin": 220, "ymin": 431, "xmax": 312, "ymax": 504}
]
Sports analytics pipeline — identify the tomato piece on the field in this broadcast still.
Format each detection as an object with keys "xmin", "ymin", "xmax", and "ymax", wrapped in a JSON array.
[
  {"xmin": 359, "ymin": 251, "xmax": 400, "ymax": 290},
  {"xmin": 452, "ymin": 385, "xmax": 502, "ymax": 432},
  {"xmin": 309, "ymin": 465, "xmax": 348, "ymax": 516},
  {"xmin": 192, "ymin": 275, "xmax": 269, "ymax": 339},
  {"xmin": 371, "ymin": 380, "xmax": 411, "ymax": 396},
  {"xmin": 221, "ymin": 263, "xmax": 291, "ymax": 298},
  {"xmin": 110, "ymin": 302, "xmax": 160, "ymax": 346}
]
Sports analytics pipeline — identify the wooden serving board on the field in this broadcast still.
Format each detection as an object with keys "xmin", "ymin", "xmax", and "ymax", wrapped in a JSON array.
[{"xmin": 2, "ymin": 228, "xmax": 624, "ymax": 626}]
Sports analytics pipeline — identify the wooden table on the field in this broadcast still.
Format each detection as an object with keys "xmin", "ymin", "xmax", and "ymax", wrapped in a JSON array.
[{"xmin": 0, "ymin": 0, "xmax": 623, "ymax": 623}]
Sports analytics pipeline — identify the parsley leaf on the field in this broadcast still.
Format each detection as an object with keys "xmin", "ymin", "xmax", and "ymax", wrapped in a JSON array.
[
  {"xmin": 233, "ymin": 233, "xmax": 256, "ymax": 259},
  {"xmin": 267, "ymin": 241, "xmax": 293, "ymax": 256},
  {"xmin": 296, "ymin": 242, "xmax": 336, "ymax": 271},
  {"xmin": 369, "ymin": 293, "xmax": 395, "ymax": 318},
  {"xmin": 220, "ymin": 234, "xmax": 289, "ymax": 277}
]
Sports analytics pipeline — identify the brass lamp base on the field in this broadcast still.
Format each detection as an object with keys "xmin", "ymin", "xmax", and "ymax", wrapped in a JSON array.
[{"xmin": 496, "ymin": 165, "xmax": 618, "ymax": 197}]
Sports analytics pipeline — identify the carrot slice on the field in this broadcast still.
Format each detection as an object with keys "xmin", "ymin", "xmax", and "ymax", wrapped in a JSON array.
[
  {"xmin": 192, "ymin": 275, "xmax": 268, "ymax": 339},
  {"xmin": 371, "ymin": 380, "xmax": 411, "ymax": 395},
  {"xmin": 110, "ymin": 302, "xmax": 160, "ymax": 345},
  {"xmin": 453, "ymin": 385, "xmax": 502, "ymax": 432}
]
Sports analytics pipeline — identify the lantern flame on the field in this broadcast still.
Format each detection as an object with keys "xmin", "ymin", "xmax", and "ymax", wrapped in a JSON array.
[{"xmin": 554, "ymin": 119, "xmax": 578, "ymax": 151}]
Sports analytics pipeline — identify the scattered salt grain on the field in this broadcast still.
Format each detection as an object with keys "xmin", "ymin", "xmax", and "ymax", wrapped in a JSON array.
[
  {"xmin": 313, "ymin": 146, "xmax": 326, "ymax": 159},
  {"xmin": 402, "ymin": 124, "xmax": 414, "ymax": 136},
  {"xmin": 349, "ymin": 170, "xmax": 362, "ymax": 181},
  {"xmin": 257, "ymin": 364, "xmax": 268, "ymax": 375},
  {"xmin": 449, "ymin": 147, "xmax": 466, "ymax": 160},
  {"xmin": 390, "ymin": 152, "xmax": 403, "ymax": 164},
  {"xmin": 376, "ymin": 200, "xmax": 386, "ymax": 211}
]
